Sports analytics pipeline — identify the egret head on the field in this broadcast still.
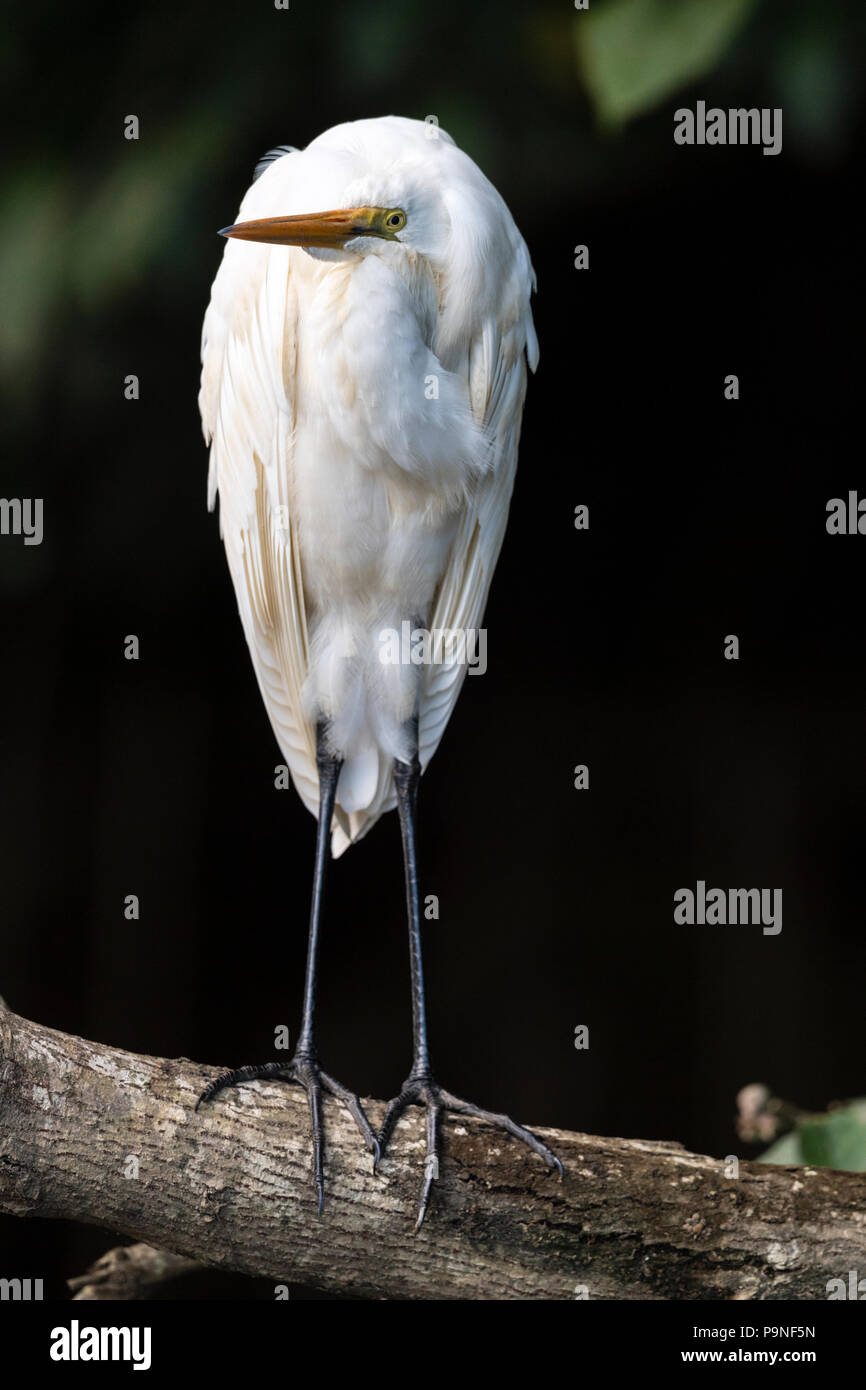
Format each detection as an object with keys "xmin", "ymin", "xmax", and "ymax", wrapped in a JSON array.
[{"xmin": 219, "ymin": 123, "xmax": 457, "ymax": 265}]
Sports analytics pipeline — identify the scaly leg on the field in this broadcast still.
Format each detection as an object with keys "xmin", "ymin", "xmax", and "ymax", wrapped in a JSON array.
[
  {"xmin": 196, "ymin": 724, "xmax": 379, "ymax": 1213},
  {"xmin": 378, "ymin": 724, "xmax": 562, "ymax": 1230}
]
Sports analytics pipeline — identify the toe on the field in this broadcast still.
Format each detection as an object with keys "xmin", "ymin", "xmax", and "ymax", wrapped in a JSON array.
[
  {"xmin": 195, "ymin": 1061, "xmax": 296, "ymax": 1112},
  {"xmin": 304, "ymin": 1082, "xmax": 326, "ymax": 1215},
  {"xmin": 320, "ymin": 1070, "xmax": 380, "ymax": 1166},
  {"xmin": 440, "ymin": 1089, "xmax": 563, "ymax": 1174},
  {"xmin": 378, "ymin": 1085, "xmax": 417, "ymax": 1157}
]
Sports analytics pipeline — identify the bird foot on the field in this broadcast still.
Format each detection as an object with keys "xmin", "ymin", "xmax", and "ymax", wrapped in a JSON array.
[
  {"xmin": 195, "ymin": 1054, "xmax": 379, "ymax": 1214},
  {"xmin": 377, "ymin": 1071, "xmax": 563, "ymax": 1231}
]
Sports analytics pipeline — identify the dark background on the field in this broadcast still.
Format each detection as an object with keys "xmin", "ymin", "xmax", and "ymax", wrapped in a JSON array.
[{"xmin": 1, "ymin": 0, "xmax": 863, "ymax": 1298}]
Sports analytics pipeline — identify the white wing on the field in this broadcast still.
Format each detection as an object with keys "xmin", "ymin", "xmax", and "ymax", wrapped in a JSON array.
[
  {"xmin": 199, "ymin": 161, "xmax": 357, "ymax": 848},
  {"xmin": 420, "ymin": 290, "xmax": 538, "ymax": 772}
]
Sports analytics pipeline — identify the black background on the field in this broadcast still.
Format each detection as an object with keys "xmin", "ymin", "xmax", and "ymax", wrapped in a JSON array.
[{"xmin": 1, "ymin": 0, "xmax": 863, "ymax": 1298}]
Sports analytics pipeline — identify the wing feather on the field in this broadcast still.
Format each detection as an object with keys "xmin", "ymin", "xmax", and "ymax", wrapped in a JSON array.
[
  {"xmin": 200, "ymin": 198, "xmax": 336, "ymax": 836},
  {"xmin": 418, "ymin": 263, "xmax": 537, "ymax": 772}
]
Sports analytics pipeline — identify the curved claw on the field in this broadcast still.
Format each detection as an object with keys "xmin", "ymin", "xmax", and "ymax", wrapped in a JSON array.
[
  {"xmin": 414, "ymin": 1100, "xmax": 442, "ymax": 1232},
  {"xmin": 193, "ymin": 1057, "xmax": 378, "ymax": 1215},
  {"xmin": 378, "ymin": 1076, "xmax": 563, "ymax": 1231},
  {"xmin": 440, "ymin": 1087, "xmax": 563, "ymax": 1176}
]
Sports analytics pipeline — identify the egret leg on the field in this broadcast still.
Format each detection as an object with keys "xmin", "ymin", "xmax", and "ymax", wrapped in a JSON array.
[
  {"xmin": 196, "ymin": 724, "xmax": 379, "ymax": 1214},
  {"xmin": 379, "ymin": 725, "xmax": 563, "ymax": 1231}
]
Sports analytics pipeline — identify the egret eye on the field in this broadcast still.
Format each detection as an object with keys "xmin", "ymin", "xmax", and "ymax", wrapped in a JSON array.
[{"xmin": 385, "ymin": 210, "xmax": 406, "ymax": 231}]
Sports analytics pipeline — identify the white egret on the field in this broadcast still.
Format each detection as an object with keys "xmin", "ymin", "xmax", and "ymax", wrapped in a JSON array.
[{"xmin": 196, "ymin": 115, "xmax": 561, "ymax": 1227}]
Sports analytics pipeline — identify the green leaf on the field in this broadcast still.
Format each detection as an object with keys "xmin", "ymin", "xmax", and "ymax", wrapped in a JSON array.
[
  {"xmin": 759, "ymin": 1101, "xmax": 866, "ymax": 1172},
  {"xmin": 574, "ymin": 0, "xmax": 758, "ymax": 127},
  {"xmin": 799, "ymin": 1102, "xmax": 866, "ymax": 1172},
  {"xmin": 758, "ymin": 1132, "xmax": 803, "ymax": 1166}
]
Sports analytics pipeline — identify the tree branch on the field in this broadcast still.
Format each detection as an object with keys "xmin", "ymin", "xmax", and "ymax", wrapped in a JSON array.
[
  {"xmin": 1, "ymin": 1002, "xmax": 864, "ymax": 1300},
  {"xmin": 67, "ymin": 1242, "xmax": 200, "ymax": 1300}
]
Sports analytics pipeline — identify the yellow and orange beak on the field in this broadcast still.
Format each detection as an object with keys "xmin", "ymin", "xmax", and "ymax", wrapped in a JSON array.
[{"xmin": 219, "ymin": 206, "xmax": 401, "ymax": 249}]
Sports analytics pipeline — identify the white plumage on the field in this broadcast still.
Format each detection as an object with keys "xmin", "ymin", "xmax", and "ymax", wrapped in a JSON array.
[{"xmin": 199, "ymin": 116, "xmax": 537, "ymax": 855}]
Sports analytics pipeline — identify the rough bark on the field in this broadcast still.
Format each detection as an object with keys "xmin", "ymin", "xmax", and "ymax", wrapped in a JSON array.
[{"xmin": 1, "ymin": 1003, "xmax": 864, "ymax": 1300}]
